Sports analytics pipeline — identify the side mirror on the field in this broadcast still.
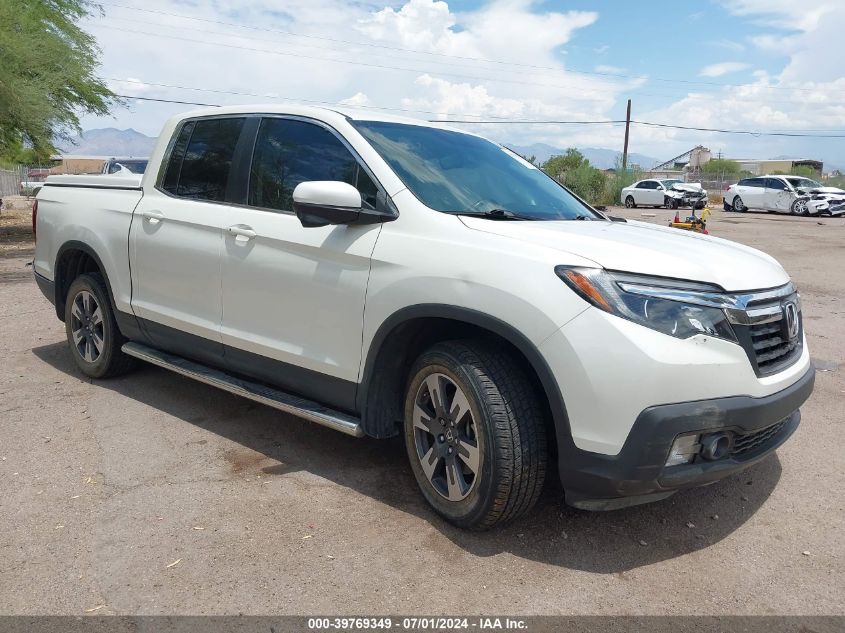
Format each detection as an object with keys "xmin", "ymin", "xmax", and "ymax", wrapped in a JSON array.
[{"xmin": 292, "ymin": 181, "xmax": 362, "ymax": 228}]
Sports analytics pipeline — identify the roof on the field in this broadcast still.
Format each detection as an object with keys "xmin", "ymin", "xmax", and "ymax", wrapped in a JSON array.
[{"xmin": 172, "ymin": 104, "xmax": 476, "ymax": 135}]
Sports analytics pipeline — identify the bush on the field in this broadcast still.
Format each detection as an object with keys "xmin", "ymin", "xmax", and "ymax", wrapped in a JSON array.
[{"xmin": 597, "ymin": 168, "xmax": 641, "ymax": 206}]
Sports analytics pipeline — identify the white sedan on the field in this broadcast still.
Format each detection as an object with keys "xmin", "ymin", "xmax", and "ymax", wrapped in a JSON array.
[
  {"xmin": 724, "ymin": 175, "xmax": 845, "ymax": 215},
  {"xmin": 621, "ymin": 179, "xmax": 706, "ymax": 209}
]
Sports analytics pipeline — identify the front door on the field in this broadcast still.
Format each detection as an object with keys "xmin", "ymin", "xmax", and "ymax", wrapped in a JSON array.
[
  {"xmin": 219, "ymin": 116, "xmax": 382, "ymax": 410},
  {"xmin": 764, "ymin": 178, "xmax": 794, "ymax": 212}
]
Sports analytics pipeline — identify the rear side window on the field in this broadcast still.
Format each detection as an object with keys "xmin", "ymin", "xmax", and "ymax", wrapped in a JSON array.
[
  {"xmin": 248, "ymin": 118, "xmax": 373, "ymax": 212},
  {"xmin": 162, "ymin": 117, "xmax": 245, "ymax": 201}
]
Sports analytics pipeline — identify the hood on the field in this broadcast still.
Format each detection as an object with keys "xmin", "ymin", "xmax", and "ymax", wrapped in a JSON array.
[
  {"xmin": 460, "ymin": 217, "xmax": 789, "ymax": 292},
  {"xmin": 799, "ymin": 186, "xmax": 845, "ymax": 196},
  {"xmin": 671, "ymin": 182, "xmax": 703, "ymax": 192}
]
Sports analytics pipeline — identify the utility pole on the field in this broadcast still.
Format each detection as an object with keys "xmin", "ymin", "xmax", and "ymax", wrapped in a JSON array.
[{"xmin": 622, "ymin": 98, "xmax": 632, "ymax": 172}]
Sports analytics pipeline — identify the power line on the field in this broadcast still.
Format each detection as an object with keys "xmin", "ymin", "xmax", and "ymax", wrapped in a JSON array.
[
  {"xmin": 97, "ymin": 0, "xmax": 845, "ymax": 95},
  {"xmin": 631, "ymin": 120, "xmax": 845, "ymax": 138},
  {"xmin": 89, "ymin": 23, "xmax": 845, "ymax": 108},
  {"xmin": 110, "ymin": 78, "xmax": 519, "ymax": 119},
  {"xmin": 432, "ymin": 118, "xmax": 845, "ymax": 137},
  {"xmin": 90, "ymin": 24, "xmax": 642, "ymax": 97},
  {"xmin": 116, "ymin": 94, "xmax": 218, "ymax": 107},
  {"xmin": 113, "ymin": 93, "xmax": 845, "ymax": 137}
]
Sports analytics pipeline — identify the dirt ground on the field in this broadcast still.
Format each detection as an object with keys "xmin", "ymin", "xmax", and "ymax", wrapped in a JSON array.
[{"xmin": 0, "ymin": 204, "xmax": 842, "ymax": 616}]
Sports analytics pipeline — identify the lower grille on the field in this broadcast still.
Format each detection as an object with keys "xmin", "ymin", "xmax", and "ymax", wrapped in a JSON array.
[{"xmin": 731, "ymin": 418, "xmax": 789, "ymax": 456}]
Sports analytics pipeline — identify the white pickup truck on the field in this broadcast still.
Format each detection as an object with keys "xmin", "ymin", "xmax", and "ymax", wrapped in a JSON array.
[{"xmin": 32, "ymin": 106, "xmax": 814, "ymax": 529}]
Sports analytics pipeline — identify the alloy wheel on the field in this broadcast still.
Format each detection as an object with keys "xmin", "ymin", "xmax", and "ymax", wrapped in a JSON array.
[
  {"xmin": 412, "ymin": 372, "xmax": 481, "ymax": 501},
  {"xmin": 70, "ymin": 290, "xmax": 104, "ymax": 363}
]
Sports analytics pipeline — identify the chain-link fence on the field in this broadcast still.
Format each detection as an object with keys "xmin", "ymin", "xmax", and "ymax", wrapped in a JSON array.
[{"xmin": 0, "ymin": 168, "xmax": 23, "ymax": 197}]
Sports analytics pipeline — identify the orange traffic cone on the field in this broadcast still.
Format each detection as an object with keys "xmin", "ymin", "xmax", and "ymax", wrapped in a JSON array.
[{"xmin": 673, "ymin": 210, "xmax": 681, "ymax": 223}]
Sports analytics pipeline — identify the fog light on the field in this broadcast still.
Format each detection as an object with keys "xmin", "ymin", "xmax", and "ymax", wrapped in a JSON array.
[
  {"xmin": 700, "ymin": 432, "xmax": 732, "ymax": 461},
  {"xmin": 666, "ymin": 434, "xmax": 700, "ymax": 466}
]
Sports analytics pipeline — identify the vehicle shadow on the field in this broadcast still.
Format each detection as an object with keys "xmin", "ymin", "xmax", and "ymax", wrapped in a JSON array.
[{"xmin": 33, "ymin": 341, "xmax": 782, "ymax": 574}]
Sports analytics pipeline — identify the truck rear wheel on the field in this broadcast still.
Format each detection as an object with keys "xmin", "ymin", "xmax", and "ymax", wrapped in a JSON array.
[
  {"xmin": 64, "ymin": 273, "xmax": 137, "ymax": 378},
  {"xmin": 403, "ymin": 340, "xmax": 547, "ymax": 530}
]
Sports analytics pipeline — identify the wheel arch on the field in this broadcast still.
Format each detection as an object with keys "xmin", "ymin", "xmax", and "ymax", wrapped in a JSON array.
[
  {"xmin": 53, "ymin": 241, "xmax": 116, "ymax": 322},
  {"xmin": 357, "ymin": 304, "xmax": 571, "ymax": 453},
  {"xmin": 53, "ymin": 241, "xmax": 145, "ymax": 348}
]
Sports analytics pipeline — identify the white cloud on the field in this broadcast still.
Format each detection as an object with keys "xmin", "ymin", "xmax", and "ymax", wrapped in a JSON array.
[
  {"xmin": 75, "ymin": 0, "xmax": 844, "ymax": 166},
  {"xmin": 339, "ymin": 92, "xmax": 370, "ymax": 107},
  {"xmin": 699, "ymin": 62, "xmax": 751, "ymax": 77},
  {"xmin": 595, "ymin": 65, "xmax": 625, "ymax": 74}
]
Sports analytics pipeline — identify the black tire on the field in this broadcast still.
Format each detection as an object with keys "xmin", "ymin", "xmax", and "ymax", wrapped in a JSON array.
[
  {"xmin": 667, "ymin": 198, "xmax": 679, "ymax": 210},
  {"xmin": 624, "ymin": 196, "xmax": 636, "ymax": 209},
  {"xmin": 403, "ymin": 340, "xmax": 547, "ymax": 530},
  {"xmin": 732, "ymin": 196, "xmax": 746, "ymax": 212},
  {"xmin": 64, "ymin": 273, "xmax": 137, "ymax": 378}
]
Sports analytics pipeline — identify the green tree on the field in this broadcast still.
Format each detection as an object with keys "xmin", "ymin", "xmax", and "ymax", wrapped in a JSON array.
[
  {"xmin": 789, "ymin": 165, "xmax": 821, "ymax": 178},
  {"xmin": 701, "ymin": 158, "xmax": 741, "ymax": 176},
  {"xmin": 542, "ymin": 148, "xmax": 587, "ymax": 179},
  {"xmin": 0, "ymin": 0, "xmax": 118, "ymax": 163}
]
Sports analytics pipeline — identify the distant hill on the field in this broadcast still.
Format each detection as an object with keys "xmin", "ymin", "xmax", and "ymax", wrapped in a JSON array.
[
  {"xmin": 56, "ymin": 128, "xmax": 156, "ymax": 157},
  {"xmin": 506, "ymin": 142, "xmax": 661, "ymax": 170}
]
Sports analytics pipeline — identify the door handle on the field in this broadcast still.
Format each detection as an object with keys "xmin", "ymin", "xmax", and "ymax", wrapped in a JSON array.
[
  {"xmin": 141, "ymin": 210, "xmax": 164, "ymax": 224},
  {"xmin": 227, "ymin": 225, "xmax": 257, "ymax": 241}
]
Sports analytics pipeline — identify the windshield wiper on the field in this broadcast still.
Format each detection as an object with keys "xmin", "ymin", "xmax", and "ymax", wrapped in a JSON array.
[{"xmin": 457, "ymin": 208, "xmax": 536, "ymax": 221}]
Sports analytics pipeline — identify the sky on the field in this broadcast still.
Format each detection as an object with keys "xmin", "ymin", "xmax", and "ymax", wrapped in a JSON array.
[{"xmin": 79, "ymin": 0, "xmax": 845, "ymax": 170}]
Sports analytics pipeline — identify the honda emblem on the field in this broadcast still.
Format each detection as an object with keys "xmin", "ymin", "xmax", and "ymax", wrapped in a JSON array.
[{"xmin": 783, "ymin": 302, "xmax": 799, "ymax": 340}]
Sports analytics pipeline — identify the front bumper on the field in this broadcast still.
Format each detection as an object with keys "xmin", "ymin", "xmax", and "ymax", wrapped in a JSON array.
[{"xmin": 559, "ymin": 365, "xmax": 814, "ymax": 510}]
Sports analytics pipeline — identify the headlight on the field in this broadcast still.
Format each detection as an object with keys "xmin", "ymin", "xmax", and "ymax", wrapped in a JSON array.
[{"xmin": 555, "ymin": 267, "xmax": 737, "ymax": 342}]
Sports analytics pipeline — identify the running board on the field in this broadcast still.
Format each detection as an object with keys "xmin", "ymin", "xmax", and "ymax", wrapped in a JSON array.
[{"xmin": 121, "ymin": 342, "xmax": 364, "ymax": 437}]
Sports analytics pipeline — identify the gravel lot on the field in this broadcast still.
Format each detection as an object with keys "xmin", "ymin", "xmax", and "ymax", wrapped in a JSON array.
[{"xmin": 0, "ymin": 204, "xmax": 842, "ymax": 616}]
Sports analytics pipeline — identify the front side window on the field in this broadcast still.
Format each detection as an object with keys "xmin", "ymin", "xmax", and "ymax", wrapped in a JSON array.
[
  {"xmin": 249, "ymin": 118, "xmax": 375, "ymax": 212},
  {"xmin": 636, "ymin": 181, "xmax": 653, "ymax": 189},
  {"xmin": 162, "ymin": 117, "xmax": 245, "ymax": 201},
  {"xmin": 352, "ymin": 121, "xmax": 598, "ymax": 220},
  {"xmin": 766, "ymin": 178, "xmax": 787, "ymax": 190}
]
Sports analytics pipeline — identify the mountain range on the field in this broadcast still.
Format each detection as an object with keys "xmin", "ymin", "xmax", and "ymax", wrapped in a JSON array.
[
  {"xmin": 57, "ymin": 128, "xmax": 157, "ymax": 157},
  {"xmin": 59, "ymin": 128, "xmax": 663, "ymax": 169},
  {"xmin": 506, "ymin": 142, "xmax": 662, "ymax": 170}
]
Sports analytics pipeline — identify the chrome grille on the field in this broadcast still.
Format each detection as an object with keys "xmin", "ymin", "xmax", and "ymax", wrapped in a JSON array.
[
  {"xmin": 724, "ymin": 284, "xmax": 803, "ymax": 377},
  {"xmin": 750, "ymin": 317, "xmax": 799, "ymax": 372}
]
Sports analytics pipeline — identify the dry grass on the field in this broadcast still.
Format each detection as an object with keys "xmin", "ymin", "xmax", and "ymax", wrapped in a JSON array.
[{"xmin": 0, "ymin": 204, "xmax": 34, "ymax": 258}]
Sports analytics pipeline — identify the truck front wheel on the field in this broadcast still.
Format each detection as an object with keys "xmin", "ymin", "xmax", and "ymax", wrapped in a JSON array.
[
  {"xmin": 403, "ymin": 340, "xmax": 547, "ymax": 530},
  {"xmin": 64, "ymin": 273, "xmax": 137, "ymax": 378}
]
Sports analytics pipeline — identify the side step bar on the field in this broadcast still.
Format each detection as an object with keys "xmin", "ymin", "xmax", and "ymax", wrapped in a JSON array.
[{"xmin": 121, "ymin": 342, "xmax": 364, "ymax": 437}]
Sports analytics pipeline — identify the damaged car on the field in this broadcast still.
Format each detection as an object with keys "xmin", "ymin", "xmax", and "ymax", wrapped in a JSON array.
[
  {"xmin": 724, "ymin": 175, "xmax": 845, "ymax": 216},
  {"xmin": 622, "ymin": 179, "xmax": 707, "ymax": 210}
]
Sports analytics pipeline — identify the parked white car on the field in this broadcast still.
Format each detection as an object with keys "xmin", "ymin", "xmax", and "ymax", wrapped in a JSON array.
[
  {"xmin": 724, "ymin": 175, "xmax": 845, "ymax": 216},
  {"xmin": 32, "ymin": 105, "xmax": 813, "ymax": 528},
  {"xmin": 621, "ymin": 179, "xmax": 707, "ymax": 209}
]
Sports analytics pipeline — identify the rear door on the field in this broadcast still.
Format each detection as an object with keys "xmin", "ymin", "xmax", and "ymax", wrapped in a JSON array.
[
  {"xmin": 764, "ymin": 177, "xmax": 793, "ymax": 212},
  {"xmin": 129, "ymin": 116, "xmax": 246, "ymax": 364},
  {"xmin": 219, "ymin": 116, "xmax": 383, "ymax": 410},
  {"xmin": 738, "ymin": 177, "xmax": 766, "ymax": 208}
]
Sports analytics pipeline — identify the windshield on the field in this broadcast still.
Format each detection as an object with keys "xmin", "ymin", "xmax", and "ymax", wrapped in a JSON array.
[
  {"xmin": 785, "ymin": 177, "xmax": 822, "ymax": 190},
  {"xmin": 352, "ymin": 121, "xmax": 599, "ymax": 220},
  {"xmin": 661, "ymin": 179, "xmax": 682, "ymax": 187}
]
